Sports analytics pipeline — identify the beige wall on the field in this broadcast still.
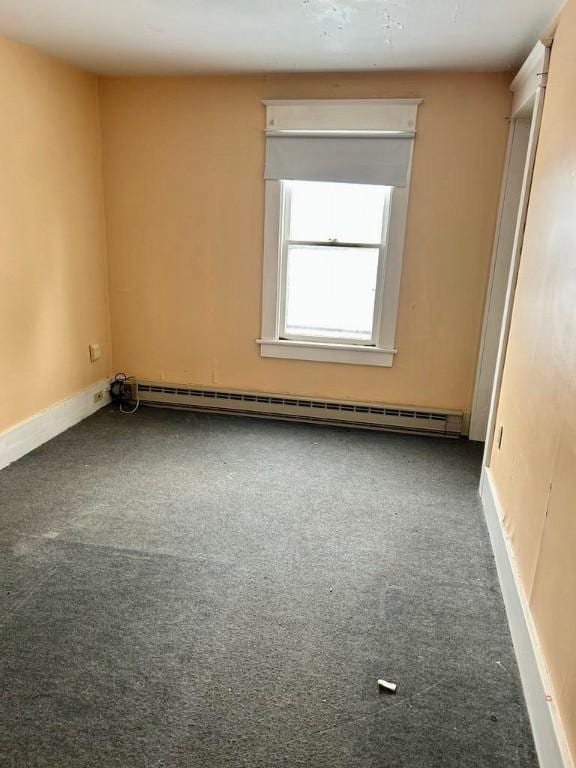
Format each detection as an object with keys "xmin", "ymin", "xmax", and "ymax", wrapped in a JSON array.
[
  {"xmin": 100, "ymin": 71, "xmax": 511, "ymax": 410},
  {"xmin": 0, "ymin": 36, "xmax": 111, "ymax": 433},
  {"xmin": 2, "ymin": 18, "xmax": 574, "ymax": 758},
  {"xmin": 489, "ymin": 0, "xmax": 576, "ymax": 760}
]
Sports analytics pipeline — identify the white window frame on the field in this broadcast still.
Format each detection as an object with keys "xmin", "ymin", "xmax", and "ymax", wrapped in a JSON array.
[
  {"xmin": 257, "ymin": 99, "xmax": 419, "ymax": 367},
  {"xmin": 277, "ymin": 182, "xmax": 392, "ymax": 347}
]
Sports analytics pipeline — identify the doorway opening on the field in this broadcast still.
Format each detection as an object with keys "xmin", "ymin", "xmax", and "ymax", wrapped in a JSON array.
[{"xmin": 470, "ymin": 41, "xmax": 551, "ymax": 460}]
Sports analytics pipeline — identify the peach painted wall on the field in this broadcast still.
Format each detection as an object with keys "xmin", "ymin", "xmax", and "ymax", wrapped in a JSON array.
[
  {"xmin": 0, "ymin": 37, "xmax": 111, "ymax": 434},
  {"xmin": 489, "ymin": 1, "xmax": 576, "ymax": 759},
  {"xmin": 100, "ymin": 71, "xmax": 511, "ymax": 411}
]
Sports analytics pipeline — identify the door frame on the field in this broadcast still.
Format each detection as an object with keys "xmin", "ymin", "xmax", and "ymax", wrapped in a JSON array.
[
  {"xmin": 479, "ymin": 41, "xmax": 551, "ymax": 465},
  {"xmin": 469, "ymin": 41, "xmax": 551, "ymax": 448},
  {"xmin": 469, "ymin": 117, "xmax": 531, "ymax": 442}
]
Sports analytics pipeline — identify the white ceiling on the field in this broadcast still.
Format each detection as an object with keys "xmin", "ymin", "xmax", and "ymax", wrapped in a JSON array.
[{"xmin": 0, "ymin": 0, "xmax": 562, "ymax": 75}]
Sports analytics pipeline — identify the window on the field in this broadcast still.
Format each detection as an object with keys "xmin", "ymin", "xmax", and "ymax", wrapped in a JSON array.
[
  {"xmin": 281, "ymin": 181, "xmax": 391, "ymax": 344},
  {"xmin": 258, "ymin": 99, "xmax": 421, "ymax": 367}
]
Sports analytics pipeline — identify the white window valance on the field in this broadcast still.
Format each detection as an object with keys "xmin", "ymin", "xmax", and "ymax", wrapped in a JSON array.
[{"xmin": 263, "ymin": 99, "xmax": 422, "ymax": 187}]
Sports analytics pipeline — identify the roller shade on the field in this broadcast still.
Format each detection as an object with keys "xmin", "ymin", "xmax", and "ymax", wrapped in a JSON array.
[{"xmin": 264, "ymin": 134, "xmax": 413, "ymax": 187}]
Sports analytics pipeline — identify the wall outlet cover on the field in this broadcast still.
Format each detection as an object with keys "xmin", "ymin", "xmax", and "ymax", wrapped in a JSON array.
[{"xmin": 89, "ymin": 343, "xmax": 102, "ymax": 363}]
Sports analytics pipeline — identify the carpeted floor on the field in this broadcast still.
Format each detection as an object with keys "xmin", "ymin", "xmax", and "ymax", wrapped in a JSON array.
[{"xmin": 0, "ymin": 406, "xmax": 537, "ymax": 767}]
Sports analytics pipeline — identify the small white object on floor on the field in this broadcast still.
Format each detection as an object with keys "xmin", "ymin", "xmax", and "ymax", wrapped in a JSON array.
[{"xmin": 378, "ymin": 679, "xmax": 397, "ymax": 693}]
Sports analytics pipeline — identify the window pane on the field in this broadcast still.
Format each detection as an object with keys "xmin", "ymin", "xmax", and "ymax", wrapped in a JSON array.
[
  {"xmin": 288, "ymin": 181, "xmax": 388, "ymax": 244},
  {"xmin": 284, "ymin": 245, "xmax": 379, "ymax": 341}
]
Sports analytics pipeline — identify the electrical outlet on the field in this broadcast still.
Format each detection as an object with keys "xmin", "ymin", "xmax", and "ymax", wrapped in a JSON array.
[
  {"xmin": 93, "ymin": 390, "xmax": 104, "ymax": 404},
  {"xmin": 89, "ymin": 343, "xmax": 102, "ymax": 363}
]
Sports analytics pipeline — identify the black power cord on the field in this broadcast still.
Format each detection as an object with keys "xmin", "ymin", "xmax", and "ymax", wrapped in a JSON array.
[{"xmin": 110, "ymin": 372, "xmax": 140, "ymax": 414}]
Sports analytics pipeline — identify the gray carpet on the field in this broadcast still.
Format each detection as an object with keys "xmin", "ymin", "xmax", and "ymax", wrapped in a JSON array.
[{"xmin": 0, "ymin": 406, "xmax": 537, "ymax": 767}]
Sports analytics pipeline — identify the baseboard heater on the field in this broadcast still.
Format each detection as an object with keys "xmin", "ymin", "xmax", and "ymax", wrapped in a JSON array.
[{"xmin": 133, "ymin": 380, "xmax": 464, "ymax": 438}]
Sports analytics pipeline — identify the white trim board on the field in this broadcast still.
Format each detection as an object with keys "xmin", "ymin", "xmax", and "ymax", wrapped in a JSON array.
[
  {"xmin": 511, "ymin": 41, "xmax": 547, "ymax": 118},
  {"xmin": 480, "ymin": 468, "xmax": 573, "ymax": 768},
  {"xmin": 257, "ymin": 338, "xmax": 396, "ymax": 366},
  {"xmin": 469, "ymin": 118, "xmax": 531, "ymax": 441},
  {"xmin": 0, "ymin": 379, "xmax": 111, "ymax": 472},
  {"xmin": 263, "ymin": 99, "xmax": 422, "ymax": 134}
]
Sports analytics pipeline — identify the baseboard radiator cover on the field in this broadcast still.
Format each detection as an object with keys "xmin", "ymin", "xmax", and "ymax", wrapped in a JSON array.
[{"xmin": 135, "ymin": 381, "xmax": 464, "ymax": 437}]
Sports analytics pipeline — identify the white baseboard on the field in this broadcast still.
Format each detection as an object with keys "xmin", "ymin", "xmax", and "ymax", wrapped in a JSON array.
[
  {"xmin": 0, "ymin": 379, "xmax": 111, "ymax": 472},
  {"xmin": 480, "ymin": 468, "xmax": 573, "ymax": 768}
]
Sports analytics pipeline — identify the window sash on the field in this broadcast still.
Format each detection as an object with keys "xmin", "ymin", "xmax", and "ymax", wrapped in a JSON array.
[
  {"xmin": 286, "ymin": 239, "xmax": 381, "ymax": 249},
  {"xmin": 277, "ymin": 182, "xmax": 390, "ymax": 347}
]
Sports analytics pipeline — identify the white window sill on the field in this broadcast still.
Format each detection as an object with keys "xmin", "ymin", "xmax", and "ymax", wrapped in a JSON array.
[{"xmin": 257, "ymin": 339, "xmax": 396, "ymax": 367}]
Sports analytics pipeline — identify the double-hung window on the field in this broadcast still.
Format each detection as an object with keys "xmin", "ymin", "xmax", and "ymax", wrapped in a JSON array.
[
  {"xmin": 281, "ymin": 180, "xmax": 390, "ymax": 345},
  {"xmin": 258, "ymin": 99, "xmax": 421, "ymax": 367}
]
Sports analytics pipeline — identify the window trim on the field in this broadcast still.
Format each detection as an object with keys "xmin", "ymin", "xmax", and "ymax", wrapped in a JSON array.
[
  {"xmin": 257, "ymin": 338, "xmax": 397, "ymax": 367},
  {"xmin": 258, "ymin": 99, "xmax": 418, "ymax": 368},
  {"xmin": 258, "ymin": 175, "xmax": 412, "ymax": 367}
]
